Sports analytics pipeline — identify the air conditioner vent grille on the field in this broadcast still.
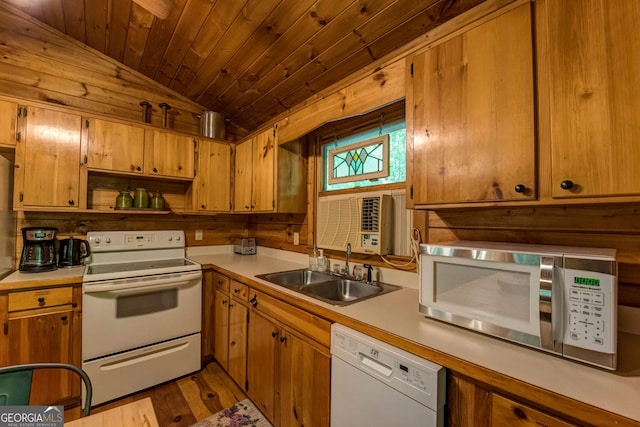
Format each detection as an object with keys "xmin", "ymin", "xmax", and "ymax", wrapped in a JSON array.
[{"xmin": 361, "ymin": 197, "xmax": 380, "ymax": 232}]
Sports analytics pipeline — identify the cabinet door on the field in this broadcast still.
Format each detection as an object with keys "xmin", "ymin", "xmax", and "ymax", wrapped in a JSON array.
[
  {"xmin": 201, "ymin": 271, "xmax": 215, "ymax": 360},
  {"xmin": 0, "ymin": 100, "xmax": 18, "ymax": 147},
  {"xmin": 5, "ymin": 308, "xmax": 75, "ymax": 405},
  {"xmin": 246, "ymin": 311, "xmax": 278, "ymax": 423},
  {"xmin": 409, "ymin": 4, "xmax": 535, "ymax": 205},
  {"xmin": 234, "ymin": 141, "xmax": 253, "ymax": 212},
  {"xmin": 145, "ymin": 130, "xmax": 195, "ymax": 179},
  {"xmin": 252, "ymin": 129, "xmax": 275, "ymax": 211},
  {"xmin": 213, "ymin": 290, "xmax": 229, "ymax": 370},
  {"xmin": 227, "ymin": 299, "xmax": 247, "ymax": 388},
  {"xmin": 492, "ymin": 394, "xmax": 576, "ymax": 427},
  {"xmin": 86, "ymin": 118, "xmax": 145, "ymax": 174},
  {"xmin": 278, "ymin": 330, "xmax": 330, "ymax": 427},
  {"xmin": 542, "ymin": 0, "xmax": 640, "ymax": 198},
  {"xmin": 195, "ymin": 140, "xmax": 231, "ymax": 212},
  {"xmin": 15, "ymin": 106, "xmax": 82, "ymax": 208}
]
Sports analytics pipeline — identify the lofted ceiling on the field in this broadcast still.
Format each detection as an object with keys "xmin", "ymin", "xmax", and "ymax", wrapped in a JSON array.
[{"xmin": 4, "ymin": 0, "xmax": 484, "ymax": 133}]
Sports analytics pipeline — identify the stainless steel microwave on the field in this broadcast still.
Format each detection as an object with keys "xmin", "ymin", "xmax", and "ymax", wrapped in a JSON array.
[{"xmin": 419, "ymin": 241, "xmax": 618, "ymax": 370}]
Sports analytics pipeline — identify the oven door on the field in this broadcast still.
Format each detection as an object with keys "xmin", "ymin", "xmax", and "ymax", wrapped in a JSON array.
[
  {"xmin": 419, "ymin": 249, "xmax": 561, "ymax": 351},
  {"xmin": 82, "ymin": 270, "xmax": 202, "ymax": 360}
]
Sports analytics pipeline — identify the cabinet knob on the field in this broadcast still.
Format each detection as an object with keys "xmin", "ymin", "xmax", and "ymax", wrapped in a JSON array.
[
  {"xmin": 279, "ymin": 336, "xmax": 287, "ymax": 343},
  {"xmin": 152, "ymin": 167, "xmax": 158, "ymax": 173},
  {"xmin": 37, "ymin": 297, "xmax": 45, "ymax": 304},
  {"xmin": 560, "ymin": 180, "xmax": 574, "ymax": 190},
  {"xmin": 222, "ymin": 299, "xmax": 227, "ymax": 305},
  {"xmin": 136, "ymin": 166, "xmax": 142, "ymax": 171},
  {"xmin": 271, "ymin": 331, "xmax": 278, "ymax": 338},
  {"xmin": 234, "ymin": 289, "xmax": 240, "ymax": 294},
  {"xmin": 228, "ymin": 303, "xmax": 235, "ymax": 307},
  {"xmin": 514, "ymin": 184, "xmax": 526, "ymax": 193},
  {"xmin": 245, "ymin": 205, "xmax": 250, "ymax": 209},
  {"xmin": 201, "ymin": 204, "xmax": 206, "ymax": 209},
  {"xmin": 249, "ymin": 296, "xmax": 258, "ymax": 307},
  {"xmin": 68, "ymin": 199, "xmax": 75, "ymax": 205},
  {"xmin": 61, "ymin": 315, "xmax": 68, "ymax": 321}
]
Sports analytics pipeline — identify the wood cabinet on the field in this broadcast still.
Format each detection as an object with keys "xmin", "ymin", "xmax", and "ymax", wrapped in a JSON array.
[
  {"xmin": 407, "ymin": 3, "xmax": 535, "ymax": 206},
  {"xmin": 491, "ymin": 394, "xmax": 577, "ymax": 427},
  {"xmin": 13, "ymin": 106, "xmax": 84, "ymax": 209},
  {"xmin": 193, "ymin": 139, "xmax": 232, "ymax": 212},
  {"xmin": 234, "ymin": 127, "xmax": 306, "ymax": 213},
  {"xmin": 0, "ymin": 286, "xmax": 82, "ymax": 406},
  {"xmin": 538, "ymin": 0, "xmax": 640, "ymax": 200},
  {"xmin": 0, "ymin": 100, "xmax": 18, "ymax": 148},
  {"xmin": 246, "ymin": 290, "xmax": 330, "ymax": 427},
  {"xmin": 211, "ymin": 272, "xmax": 247, "ymax": 389},
  {"xmin": 86, "ymin": 118, "xmax": 145, "ymax": 174},
  {"xmin": 144, "ymin": 129, "xmax": 195, "ymax": 180},
  {"xmin": 201, "ymin": 270, "xmax": 215, "ymax": 361}
]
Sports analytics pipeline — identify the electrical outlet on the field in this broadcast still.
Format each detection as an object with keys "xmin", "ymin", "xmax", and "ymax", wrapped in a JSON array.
[
  {"xmin": 293, "ymin": 232, "xmax": 299, "ymax": 245},
  {"xmin": 195, "ymin": 229, "xmax": 203, "ymax": 241}
]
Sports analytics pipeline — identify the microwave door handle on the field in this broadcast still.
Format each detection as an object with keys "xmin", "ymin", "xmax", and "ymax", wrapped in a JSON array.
[{"xmin": 539, "ymin": 257, "xmax": 561, "ymax": 353}]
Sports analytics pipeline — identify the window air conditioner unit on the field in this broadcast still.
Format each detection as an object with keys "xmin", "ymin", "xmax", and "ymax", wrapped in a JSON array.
[{"xmin": 317, "ymin": 194, "xmax": 392, "ymax": 255}]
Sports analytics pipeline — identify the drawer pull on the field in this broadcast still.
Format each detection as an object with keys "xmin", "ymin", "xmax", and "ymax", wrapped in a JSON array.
[
  {"xmin": 249, "ymin": 296, "xmax": 258, "ymax": 308},
  {"xmin": 37, "ymin": 297, "xmax": 45, "ymax": 304},
  {"xmin": 234, "ymin": 288, "xmax": 240, "ymax": 294}
]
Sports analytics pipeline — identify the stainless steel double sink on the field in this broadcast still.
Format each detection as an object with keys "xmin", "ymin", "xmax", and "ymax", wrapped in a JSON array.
[{"xmin": 255, "ymin": 268, "xmax": 401, "ymax": 306}]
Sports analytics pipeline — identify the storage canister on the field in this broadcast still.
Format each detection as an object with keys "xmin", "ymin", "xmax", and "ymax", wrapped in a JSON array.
[
  {"xmin": 133, "ymin": 188, "xmax": 150, "ymax": 208},
  {"xmin": 200, "ymin": 111, "xmax": 226, "ymax": 140}
]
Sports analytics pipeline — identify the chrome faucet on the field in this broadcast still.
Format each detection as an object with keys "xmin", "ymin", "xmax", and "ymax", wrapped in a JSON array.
[{"xmin": 343, "ymin": 243, "xmax": 351, "ymax": 276}]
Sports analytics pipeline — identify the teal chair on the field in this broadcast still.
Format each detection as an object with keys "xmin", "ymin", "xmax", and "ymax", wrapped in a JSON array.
[{"xmin": 0, "ymin": 363, "xmax": 92, "ymax": 417}]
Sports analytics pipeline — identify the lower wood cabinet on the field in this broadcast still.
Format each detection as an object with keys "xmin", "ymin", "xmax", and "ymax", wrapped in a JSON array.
[
  {"xmin": 491, "ymin": 394, "xmax": 577, "ymax": 427},
  {"xmin": 246, "ymin": 290, "xmax": 330, "ymax": 427},
  {"xmin": 0, "ymin": 285, "xmax": 82, "ymax": 406}
]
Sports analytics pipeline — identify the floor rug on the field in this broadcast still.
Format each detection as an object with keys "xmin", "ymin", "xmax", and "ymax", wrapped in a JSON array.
[{"xmin": 191, "ymin": 399, "xmax": 273, "ymax": 427}]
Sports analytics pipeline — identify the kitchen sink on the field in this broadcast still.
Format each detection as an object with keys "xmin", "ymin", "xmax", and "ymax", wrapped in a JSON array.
[
  {"xmin": 255, "ymin": 269, "xmax": 401, "ymax": 306},
  {"xmin": 255, "ymin": 269, "xmax": 335, "ymax": 287}
]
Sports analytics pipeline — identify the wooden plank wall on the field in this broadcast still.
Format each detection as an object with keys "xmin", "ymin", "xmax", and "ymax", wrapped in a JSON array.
[
  {"xmin": 428, "ymin": 206, "xmax": 640, "ymax": 308},
  {"xmin": 14, "ymin": 212, "xmax": 249, "ymax": 266},
  {"xmin": 0, "ymin": 3, "xmax": 244, "ymax": 140}
]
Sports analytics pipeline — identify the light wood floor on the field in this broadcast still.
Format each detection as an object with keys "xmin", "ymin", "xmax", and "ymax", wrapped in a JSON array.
[{"xmin": 66, "ymin": 361, "xmax": 247, "ymax": 426}]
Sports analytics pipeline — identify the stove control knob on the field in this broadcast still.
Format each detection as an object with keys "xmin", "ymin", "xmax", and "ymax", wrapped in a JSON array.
[
  {"xmin": 94, "ymin": 237, "xmax": 101, "ymax": 244},
  {"xmin": 168, "ymin": 236, "xmax": 173, "ymax": 242},
  {"xmin": 105, "ymin": 237, "xmax": 111, "ymax": 244},
  {"xmin": 175, "ymin": 235, "xmax": 181, "ymax": 242}
]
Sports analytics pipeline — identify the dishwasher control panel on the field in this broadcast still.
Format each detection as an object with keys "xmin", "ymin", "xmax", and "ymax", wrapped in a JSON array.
[{"xmin": 331, "ymin": 323, "xmax": 446, "ymax": 411}]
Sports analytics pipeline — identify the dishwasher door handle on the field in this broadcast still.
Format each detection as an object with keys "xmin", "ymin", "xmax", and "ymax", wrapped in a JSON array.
[{"xmin": 359, "ymin": 353, "xmax": 393, "ymax": 377}]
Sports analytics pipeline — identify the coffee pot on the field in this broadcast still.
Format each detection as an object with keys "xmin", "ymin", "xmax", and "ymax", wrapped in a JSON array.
[
  {"xmin": 19, "ymin": 227, "xmax": 58, "ymax": 272},
  {"xmin": 57, "ymin": 237, "xmax": 91, "ymax": 267}
]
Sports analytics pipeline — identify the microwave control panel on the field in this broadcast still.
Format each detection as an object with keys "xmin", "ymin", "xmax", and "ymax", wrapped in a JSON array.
[{"xmin": 563, "ymin": 267, "xmax": 616, "ymax": 354}]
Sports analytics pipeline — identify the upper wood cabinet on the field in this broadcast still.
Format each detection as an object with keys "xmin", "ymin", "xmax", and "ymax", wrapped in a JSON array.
[
  {"xmin": 13, "ymin": 106, "xmax": 84, "ymax": 209},
  {"xmin": 86, "ymin": 118, "xmax": 145, "ymax": 174},
  {"xmin": 538, "ymin": 0, "xmax": 640, "ymax": 200},
  {"xmin": 193, "ymin": 139, "xmax": 232, "ymax": 212},
  {"xmin": 407, "ymin": 3, "xmax": 536, "ymax": 207},
  {"xmin": 0, "ymin": 100, "xmax": 18, "ymax": 148},
  {"xmin": 234, "ymin": 126, "xmax": 306, "ymax": 213},
  {"xmin": 145, "ymin": 130, "xmax": 195, "ymax": 180},
  {"xmin": 86, "ymin": 119, "xmax": 195, "ymax": 180}
]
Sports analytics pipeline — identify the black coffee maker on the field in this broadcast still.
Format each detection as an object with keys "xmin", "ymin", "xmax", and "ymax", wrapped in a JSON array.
[
  {"xmin": 19, "ymin": 227, "xmax": 58, "ymax": 272},
  {"xmin": 57, "ymin": 237, "xmax": 91, "ymax": 267}
]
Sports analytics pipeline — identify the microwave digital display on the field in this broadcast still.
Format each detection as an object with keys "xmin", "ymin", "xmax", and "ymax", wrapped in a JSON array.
[{"xmin": 574, "ymin": 276, "xmax": 600, "ymax": 287}]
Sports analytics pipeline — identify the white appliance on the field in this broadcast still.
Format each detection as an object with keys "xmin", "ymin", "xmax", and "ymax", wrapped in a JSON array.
[
  {"xmin": 317, "ymin": 194, "xmax": 392, "ymax": 255},
  {"xmin": 331, "ymin": 324, "xmax": 446, "ymax": 427},
  {"xmin": 420, "ymin": 241, "xmax": 618, "ymax": 370},
  {"xmin": 82, "ymin": 230, "xmax": 202, "ymax": 405}
]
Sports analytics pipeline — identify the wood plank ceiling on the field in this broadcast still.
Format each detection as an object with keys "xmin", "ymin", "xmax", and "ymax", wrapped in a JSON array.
[{"xmin": 4, "ymin": 0, "xmax": 484, "ymax": 133}]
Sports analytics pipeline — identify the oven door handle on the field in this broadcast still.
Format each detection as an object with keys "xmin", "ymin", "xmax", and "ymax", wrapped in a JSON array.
[{"xmin": 84, "ymin": 271, "xmax": 202, "ymax": 294}]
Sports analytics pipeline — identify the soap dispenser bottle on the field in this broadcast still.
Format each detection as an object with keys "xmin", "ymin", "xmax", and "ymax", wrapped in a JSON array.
[
  {"xmin": 309, "ymin": 244, "xmax": 318, "ymax": 271},
  {"xmin": 317, "ymin": 249, "xmax": 328, "ymax": 272}
]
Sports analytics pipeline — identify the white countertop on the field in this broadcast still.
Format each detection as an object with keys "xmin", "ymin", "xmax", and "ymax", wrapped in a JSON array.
[
  {"xmin": 188, "ymin": 245, "xmax": 640, "ymax": 422},
  {"xmin": 0, "ymin": 266, "xmax": 85, "ymax": 286}
]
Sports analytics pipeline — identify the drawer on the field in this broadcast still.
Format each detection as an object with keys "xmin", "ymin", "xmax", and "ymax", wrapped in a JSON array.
[
  {"xmin": 8, "ymin": 287, "xmax": 74, "ymax": 312},
  {"xmin": 250, "ymin": 289, "xmax": 331, "ymax": 348},
  {"xmin": 230, "ymin": 280, "xmax": 248, "ymax": 301},
  {"xmin": 213, "ymin": 272, "xmax": 230, "ymax": 292},
  {"xmin": 491, "ymin": 394, "xmax": 577, "ymax": 427}
]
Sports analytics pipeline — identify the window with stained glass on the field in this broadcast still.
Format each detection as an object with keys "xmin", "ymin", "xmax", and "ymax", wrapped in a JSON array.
[{"xmin": 323, "ymin": 120, "xmax": 406, "ymax": 191}]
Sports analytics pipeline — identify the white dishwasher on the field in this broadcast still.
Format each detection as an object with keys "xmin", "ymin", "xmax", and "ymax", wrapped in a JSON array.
[{"xmin": 331, "ymin": 324, "xmax": 446, "ymax": 427}]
